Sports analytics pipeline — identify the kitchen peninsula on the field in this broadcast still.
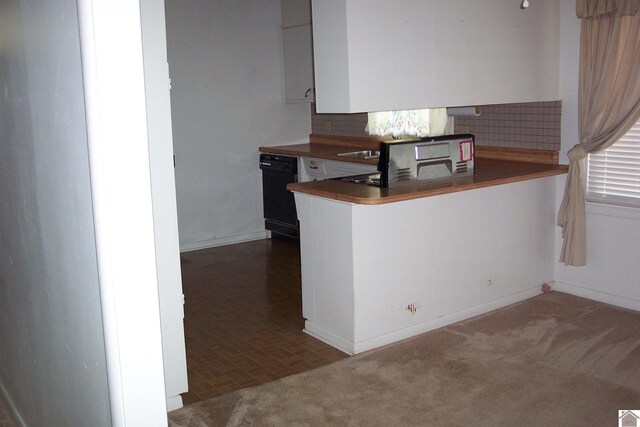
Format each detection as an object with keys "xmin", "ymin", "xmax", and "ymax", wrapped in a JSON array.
[{"xmin": 281, "ymin": 140, "xmax": 567, "ymax": 355}]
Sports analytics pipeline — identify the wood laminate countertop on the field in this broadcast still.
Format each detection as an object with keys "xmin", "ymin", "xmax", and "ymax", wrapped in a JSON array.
[
  {"xmin": 259, "ymin": 135, "xmax": 384, "ymax": 166},
  {"xmin": 259, "ymin": 134, "xmax": 567, "ymax": 205},
  {"xmin": 287, "ymin": 159, "xmax": 568, "ymax": 205}
]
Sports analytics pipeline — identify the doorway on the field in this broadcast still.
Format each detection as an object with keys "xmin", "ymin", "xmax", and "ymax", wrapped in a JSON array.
[{"xmin": 178, "ymin": 238, "xmax": 346, "ymax": 404}]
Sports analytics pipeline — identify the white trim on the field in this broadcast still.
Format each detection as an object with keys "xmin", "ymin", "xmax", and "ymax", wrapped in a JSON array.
[
  {"xmin": 304, "ymin": 323, "xmax": 354, "ymax": 356},
  {"xmin": 552, "ymin": 281, "xmax": 640, "ymax": 312},
  {"xmin": 586, "ymin": 200, "xmax": 640, "ymax": 221},
  {"xmin": 351, "ymin": 286, "xmax": 542, "ymax": 354},
  {"xmin": 76, "ymin": 2, "xmax": 126, "ymax": 424},
  {"xmin": 586, "ymin": 194, "xmax": 640, "ymax": 209},
  {"xmin": 77, "ymin": 0, "xmax": 169, "ymax": 425},
  {"xmin": 180, "ymin": 231, "xmax": 268, "ymax": 253},
  {"xmin": 305, "ymin": 286, "xmax": 542, "ymax": 355},
  {"xmin": 139, "ymin": 0, "xmax": 188, "ymax": 409},
  {"xmin": 165, "ymin": 395, "xmax": 183, "ymax": 412}
]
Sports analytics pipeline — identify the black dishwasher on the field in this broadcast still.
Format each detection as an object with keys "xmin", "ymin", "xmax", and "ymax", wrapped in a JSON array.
[{"xmin": 259, "ymin": 154, "xmax": 298, "ymax": 239}]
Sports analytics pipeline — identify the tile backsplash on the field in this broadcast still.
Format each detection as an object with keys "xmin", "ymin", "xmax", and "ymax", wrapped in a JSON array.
[
  {"xmin": 311, "ymin": 100, "xmax": 561, "ymax": 151},
  {"xmin": 311, "ymin": 107, "xmax": 369, "ymax": 138},
  {"xmin": 454, "ymin": 101, "xmax": 561, "ymax": 151}
]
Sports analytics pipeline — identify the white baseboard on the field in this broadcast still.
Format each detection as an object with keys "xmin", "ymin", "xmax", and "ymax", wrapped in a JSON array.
[
  {"xmin": 166, "ymin": 394, "xmax": 183, "ymax": 412},
  {"xmin": 179, "ymin": 231, "xmax": 267, "ymax": 253},
  {"xmin": 352, "ymin": 286, "xmax": 542, "ymax": 354},
  {"xmin": 551, "ymin": 281, "xmax": 640, "ymax": 312},
  {"xmin": 306, "ymin": 286, "xmax": 542, "ymax": 356},
  {"xmin": 0, "ymin": 379, "xmax": 26, "ymax": 427},
  {"xmin": 304, "ymin": 322, "xmax": 354, "ymax": 356}
]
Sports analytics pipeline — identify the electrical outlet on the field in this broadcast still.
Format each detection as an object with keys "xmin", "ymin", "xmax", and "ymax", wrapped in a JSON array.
[
  {"xmin": 325, "ymin": 121, "xmax": 332, "ymax": 133},
  {"xmin": 459, "ymin": 125, "xmax": 470, "ymax": 134}
]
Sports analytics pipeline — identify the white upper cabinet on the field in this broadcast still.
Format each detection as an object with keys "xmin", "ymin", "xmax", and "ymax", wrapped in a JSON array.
[
  {"xmin": 282, "ymin": 25, "xmax": 315, "ymax": 102},
  {"xmin": 281, "ymin": 0, "xmax": 314, "ymax": 102},
  {"xmin": 281, "ymin": 0, "xmax": 311, "ymax": 27},
  {"xmin": 311, "ymin": 0, "xmax": 560, "ymax": 113}
]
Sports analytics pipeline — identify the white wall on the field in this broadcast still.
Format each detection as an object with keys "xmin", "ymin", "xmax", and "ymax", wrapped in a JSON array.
[
  {"xmin": 0, "ymin": 1, "xmax": 110, "ymax": 425},
  {"xmin": 165, "ymin": 0, "xmax": 312, "ymax": 251},
  {"xmin": 553, "ymin": 0, "xmax": 640, "ymax": 311}
]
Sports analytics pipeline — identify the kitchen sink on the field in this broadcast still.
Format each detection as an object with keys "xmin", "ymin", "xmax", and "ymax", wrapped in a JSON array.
[{"xmin": 337, "ymin": 150, "xmax": 380, "ymax": 160}]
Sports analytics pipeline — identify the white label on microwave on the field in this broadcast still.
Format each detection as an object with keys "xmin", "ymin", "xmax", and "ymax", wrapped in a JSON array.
[{"xmin": 459, "ymin": 140, "xmax": 472, "ymax": 162}]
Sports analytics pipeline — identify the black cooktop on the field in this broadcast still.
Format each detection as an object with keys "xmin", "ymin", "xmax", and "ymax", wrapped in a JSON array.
[{"xmin": 338, "ymin": 173, "xmax": 381, "ymax": 187}]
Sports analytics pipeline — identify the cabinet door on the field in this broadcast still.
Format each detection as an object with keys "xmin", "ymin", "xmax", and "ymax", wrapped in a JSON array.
[
  {"xmin": 281, "ymin": 0, "xmax": 311, "ymax": 27},
  {"xmin": 282, "ymin": 25, "xmax": 314, "ymax": 103},
  {"xmin": 312, "ymin": 0, "xmax": 560, "ymax": 113}
]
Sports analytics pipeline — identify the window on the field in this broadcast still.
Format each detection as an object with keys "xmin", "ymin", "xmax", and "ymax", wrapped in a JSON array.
[
  {"xmin": 587, "ymin": 118, "xmax": 640, "ymax": 207},
  {"xmin": 366, "ymin": 108, "xmax": 451, "ymax": 138}
]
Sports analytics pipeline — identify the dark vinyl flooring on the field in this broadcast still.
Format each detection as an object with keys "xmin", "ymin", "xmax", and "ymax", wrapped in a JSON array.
[{"xmin": 180, "ymin": 237, "xmax": 348, "ymax": 405}]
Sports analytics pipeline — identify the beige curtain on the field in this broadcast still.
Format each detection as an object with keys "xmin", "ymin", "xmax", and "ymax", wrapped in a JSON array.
[{"xmin": 558, "ymin": 0, "xmax": 640, "ymax": 266}]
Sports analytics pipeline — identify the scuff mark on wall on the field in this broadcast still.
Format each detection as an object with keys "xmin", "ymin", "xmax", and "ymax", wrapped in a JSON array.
[{"xmin": 406, "ymin": 303, "xmax": 419, "ymax": 315}]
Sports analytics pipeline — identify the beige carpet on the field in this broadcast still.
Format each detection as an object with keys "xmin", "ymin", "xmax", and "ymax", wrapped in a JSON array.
[
  {"xmin": 0, "ymin": 397, "xmax": 16, "ymax": 427},
  {"xmin": 169, "ymin": 292, "xmax": 640, "ymax": 426}
]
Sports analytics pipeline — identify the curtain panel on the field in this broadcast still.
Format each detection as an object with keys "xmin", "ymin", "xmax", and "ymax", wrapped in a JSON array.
[
  {"xmin": 557, "ymin": 1, "xmax": 640, "ymax": 265},
  {"xmin": 576, "ymin": 0, "xmax": 640, "ymax": 18}
]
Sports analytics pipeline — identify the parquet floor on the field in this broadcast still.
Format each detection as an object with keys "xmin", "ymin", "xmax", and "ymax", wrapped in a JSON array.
[{"xmin": 180, "ymin": 238, "xmax": 348, "ymax": 405}]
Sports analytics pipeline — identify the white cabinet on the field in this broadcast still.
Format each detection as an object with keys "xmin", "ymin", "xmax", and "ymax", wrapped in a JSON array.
[
  {"xmin": 282, "ymin": 25, "xmax": 315, "ymax": 102},
  {"xmin": 281, "ymin": 0, "xmax": 311, "ymax": 27},
  {"xmin": 293, "ymin": 176, "xmax": 558, "ymax": 354},
  {"xmin": 281, "ymin": 0, "xmax": 314, "ymax": 103},
  {"xmin": 312, "ymin": 0, "xmax": 560, "ymax": 113}
]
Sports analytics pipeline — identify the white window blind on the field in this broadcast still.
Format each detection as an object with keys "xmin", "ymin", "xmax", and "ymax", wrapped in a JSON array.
[{"xmin": 587, "ymin": 119, "xmax": 640, "ymax": 207}]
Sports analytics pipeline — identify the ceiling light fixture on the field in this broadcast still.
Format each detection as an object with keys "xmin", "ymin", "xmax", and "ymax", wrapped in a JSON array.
[{"xmin": 521, "ymin": 0, "xmax": 530, "ymax": 9}]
